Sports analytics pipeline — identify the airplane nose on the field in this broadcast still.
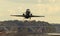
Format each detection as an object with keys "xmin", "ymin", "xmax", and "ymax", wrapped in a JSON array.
[{"xmin": 27, "ymin": 9, "xmax": 30, "ymax": 10}]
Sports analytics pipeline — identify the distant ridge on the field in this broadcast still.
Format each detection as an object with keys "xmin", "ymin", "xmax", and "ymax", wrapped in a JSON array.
[{"xmin": 0, "ymin": 20, "xmax": 56, "ymax": 33}]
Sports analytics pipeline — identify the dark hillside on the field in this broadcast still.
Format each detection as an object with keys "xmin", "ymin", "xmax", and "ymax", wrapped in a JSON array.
[{"xmin": 0, "ymin": 20, "xmax": 56, "ymax": 36}]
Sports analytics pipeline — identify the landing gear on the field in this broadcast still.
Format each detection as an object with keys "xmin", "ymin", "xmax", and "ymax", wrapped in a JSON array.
[
  {"xmin": 29, "ymin": 14, "xmax": 32, "ymax": 19},
  {"xmin": 23, "ymin": 13, "xmax": 25, "ymax": 16}
]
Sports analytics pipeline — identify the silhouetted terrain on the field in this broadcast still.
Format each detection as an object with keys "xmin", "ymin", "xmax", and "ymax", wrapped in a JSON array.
[
  {"xmin": 0, "ymin": 20, "xmax": 56, "ymax": 36},
  {"xmin": 52, "ymin": 24, "xmax": 60, "ymax": 33}
]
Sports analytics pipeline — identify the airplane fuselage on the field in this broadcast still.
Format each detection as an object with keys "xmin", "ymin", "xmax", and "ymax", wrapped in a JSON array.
[
  {"xmin": 23, "ymin": 13, "xmax": 32, "ymax": 19},
  {"xmin": 23, "ymin": 9, "xmax": 32, "ymax": 19}
]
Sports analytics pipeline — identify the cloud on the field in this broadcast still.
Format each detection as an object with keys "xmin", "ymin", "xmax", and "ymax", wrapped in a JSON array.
[
  {"xmin": 7, "ymin": 0, "xmax": 39, "ymax": 4},
  {"xmin": 7, "ymin": 0, "xmax": 60, "ymax": 4},
  {"xmin": 38, "ymin": 0, "xmax": 60, "ymax": 4}
]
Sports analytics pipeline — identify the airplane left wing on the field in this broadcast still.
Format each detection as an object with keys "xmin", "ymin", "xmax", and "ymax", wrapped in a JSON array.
[
  {"xmin": 11, "ymin": 15, "xmax": 23, "ymax": 17},
  {"xmin": 31, "ymin": 15, "xmax": 45, "ymax": 17}
]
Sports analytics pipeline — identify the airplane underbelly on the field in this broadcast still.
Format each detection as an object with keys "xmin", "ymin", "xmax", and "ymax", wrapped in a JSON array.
[{"xmin": 25, "ymin": 15, "xmax": 30, "ymax": 18}]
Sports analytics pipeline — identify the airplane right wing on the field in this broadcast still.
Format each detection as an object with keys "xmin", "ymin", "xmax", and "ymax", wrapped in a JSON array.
[
  {"xmin": 11, "ymin": 15, "xmax": 24, "ymax": 17},
  {"xmin": 31, "ymin": 15, "xmax": 45, "ymax": 17}
]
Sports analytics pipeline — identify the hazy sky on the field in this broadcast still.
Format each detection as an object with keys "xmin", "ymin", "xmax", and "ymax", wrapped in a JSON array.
[{"xmin": 0, "ymin": 0, "xmax": 60, "ymax": 23}]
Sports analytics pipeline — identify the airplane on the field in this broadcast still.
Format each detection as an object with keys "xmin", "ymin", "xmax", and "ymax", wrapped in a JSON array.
[{"xmin": 11, "ymin": 9, "xmax": 45, "ymax": 19}]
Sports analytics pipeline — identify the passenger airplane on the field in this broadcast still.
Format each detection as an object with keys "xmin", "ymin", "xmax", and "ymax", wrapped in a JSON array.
[{"xmin": 11, "ymin": 9, "xmax": 45, "ymax": 19}]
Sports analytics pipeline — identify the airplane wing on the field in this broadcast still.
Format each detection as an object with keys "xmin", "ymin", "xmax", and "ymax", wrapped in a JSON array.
[
  {"xmin": 31, "ymin": 15, "xmax": 45, "ymax": 17},
  {"xmin": 11, "ymin": 15, "xmax": 23, "ymax": 17}
]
